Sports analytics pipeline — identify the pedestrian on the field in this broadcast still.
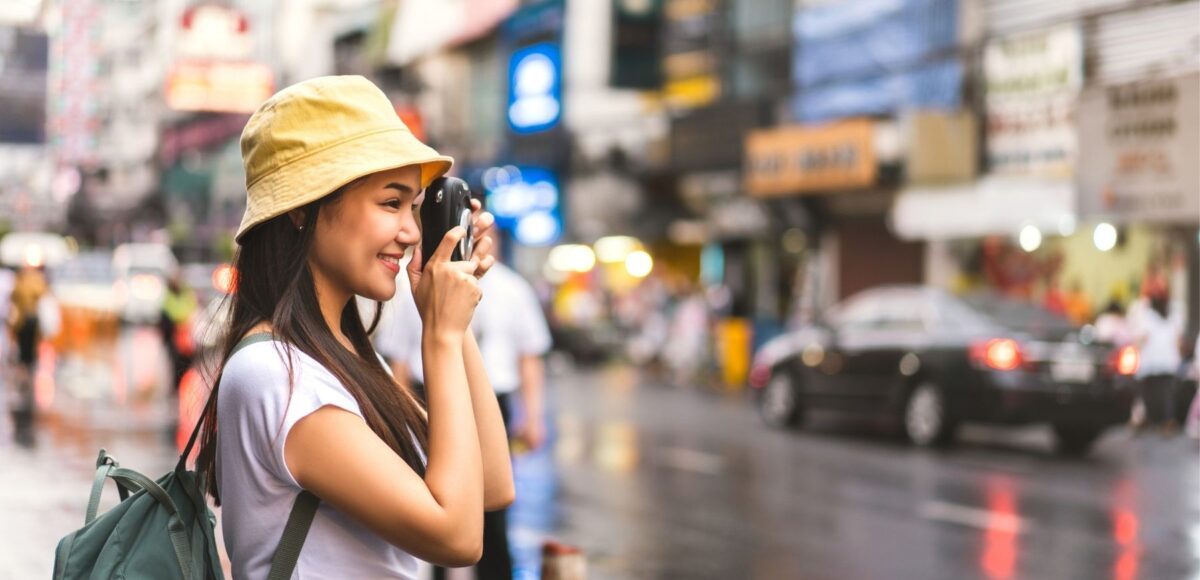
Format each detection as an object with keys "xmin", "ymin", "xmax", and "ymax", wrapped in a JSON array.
[
  {"xmin": 377, "ymin": 226, "xmax": 552, "ymax": 580},
  {"xmin": 1093, "ymin": 298, "xmax": 1131, "ymax": 345},
  {"xmin": 1130, "ymin": 289, "xmax": 1182, "ymax": 435},
  {"xmin": 159, "ymin": 270, "xmax": 198, "ymax": 392},
  {"xmin": 7, "ymin": 263, "xmax": 48, "ymax": 397},
  {"xmin": 0, "ymin": 265, "xmax": 14, "ymax": 376},
  {"xmin": 192, "ymin": 75, "xmax": 514, "ymax": 578}
]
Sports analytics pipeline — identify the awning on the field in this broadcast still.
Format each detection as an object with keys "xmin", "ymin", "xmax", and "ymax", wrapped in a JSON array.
[
  {"xmin": 891, "ymin": 175, "xmax": 1076, "ymax": 241},
  {"xmin": 387, "ymin": 0, "xmax": 517, "ymax": 66}
]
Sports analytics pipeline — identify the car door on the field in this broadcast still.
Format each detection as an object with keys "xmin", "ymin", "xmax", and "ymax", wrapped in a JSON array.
[
  {"xmin": 829, "ymin": 290, "xmax": 929, "ymax": 415},
  {"xmin": 804, "ymin": 292, "xmax": 886, "ymax": 411}
]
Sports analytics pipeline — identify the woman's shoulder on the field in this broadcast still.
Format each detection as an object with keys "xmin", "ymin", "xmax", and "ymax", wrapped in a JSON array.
[{"xmin": 221, "ymin": 338, "xmax": 363, "ymax": 418}]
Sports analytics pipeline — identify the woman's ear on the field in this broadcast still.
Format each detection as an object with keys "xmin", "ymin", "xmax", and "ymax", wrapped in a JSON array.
[{"xmin": 287, "ymin": 209, "xmax": 306, "ymax": 230}]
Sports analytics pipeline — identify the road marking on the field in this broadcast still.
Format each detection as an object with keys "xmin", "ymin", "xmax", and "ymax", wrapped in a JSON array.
[
  {"xmin": 657, "ymin": 447, "xmax": 724, "ymax": 475},
  {"xmin": 919, "ymin": 500, "xmax": 1028, "ymax": 533}
]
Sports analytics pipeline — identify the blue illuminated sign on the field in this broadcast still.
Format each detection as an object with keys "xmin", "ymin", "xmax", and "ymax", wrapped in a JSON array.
[
  {"xmin": 507, "ymin": 43, "xmax": 561, "ymax": 134},
  {"xmin": 483, "ymin": 165, "xmax": 562, "ymax": 246}
]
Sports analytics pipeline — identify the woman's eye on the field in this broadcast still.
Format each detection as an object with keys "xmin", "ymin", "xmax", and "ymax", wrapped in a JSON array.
[{"xmin": 384, "ymin": 199, "xmax": 402, "ymax": 209}]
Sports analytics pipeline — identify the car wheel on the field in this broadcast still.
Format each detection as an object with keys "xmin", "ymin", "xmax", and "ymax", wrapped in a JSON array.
[
  {"xmin": 1053, "ymin": 424, "xmax": 1103, "ymax": 456},
  {"xmin": 904, "ymin": 383, "xmax": 957, "ymax": 447},
  {"xmin": 760, "ymin": 370, "xmax": 802, "ymax": 428}
]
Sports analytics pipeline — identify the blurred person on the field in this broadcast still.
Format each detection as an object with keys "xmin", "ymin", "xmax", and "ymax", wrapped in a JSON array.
[
  {"xmin": 1063, "ymin": 281, "xmax": 1093, "ymax": 325},
  {"xmin": 7, "ymin": 264, "xmax": 48, "ymax": 391},
  {"xmin": 664, "ymin": 282, "xmax": 711, "ymax": 386},
  {"xmin": 376, "ymin": 226, "xmax": 551, "ymax": 580},
  {"xmin": 193, "ymin": 76, "xmax": 514, "ymax": 578},
  {"xmin": 160, "ymin": 270, "xmax": 198, "ymax": 392},
  {"xmin": 0, "ymin": 265, "xmax": 14, "ymax": 372},
  {"xmin": 1093, "ymin": 299, "xmax": 1131, "ymax": 345},
  {"xmin": 1130, "ymin": 290, "xmax": 1182, "ymax": 435}
]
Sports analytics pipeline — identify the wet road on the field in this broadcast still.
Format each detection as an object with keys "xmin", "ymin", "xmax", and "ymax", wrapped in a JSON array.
[
  {"xmin": 3, "ymin": 330, "xmax": 1199, "ymax": 579},
  {"xmin": 546, "ymin": 364, "xmax": 1200, "ymax": 580}
]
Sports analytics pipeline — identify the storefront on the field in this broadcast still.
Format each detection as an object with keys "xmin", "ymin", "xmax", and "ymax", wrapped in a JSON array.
[
  {"xmin": 745, "ymin": 118, "xmax": 923, "ymax": 308},
  {"xmin": 1077, "ymin": 73, "xmax": 1200, "ymax": 331}
]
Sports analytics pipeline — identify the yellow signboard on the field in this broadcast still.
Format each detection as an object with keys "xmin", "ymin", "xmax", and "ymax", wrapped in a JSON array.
[{"xmin": 745, "ymin": 119, "xmax": 876, "ymax": 197}]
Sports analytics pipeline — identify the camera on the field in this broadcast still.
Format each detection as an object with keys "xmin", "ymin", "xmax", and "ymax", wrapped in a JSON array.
[{"xmin": 420, "ymin": 177, "xmax": 474, "ymax": 269}]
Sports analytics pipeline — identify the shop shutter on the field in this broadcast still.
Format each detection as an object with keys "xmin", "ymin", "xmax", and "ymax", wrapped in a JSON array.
[
  {"xmin": 1092, "ymin": 1, "xmax": 1200, "ymax": 84},
  {"xmin": 983, "ymin": 0, "xmax": 1132, "ymax": 35}
]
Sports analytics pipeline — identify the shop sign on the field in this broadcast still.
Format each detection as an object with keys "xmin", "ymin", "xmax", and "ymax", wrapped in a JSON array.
[
  {"xmin": 905, "ymin": 110, "xmax": 977, "ymax": 184},
  {"xmin": 507, "ymin": 43, "xmax": 562, "ymax": 134},
  {"xmin": 178, "ymin": 5, "xmax": 253, "ymax": 61},
  {"xmin": 1079, "ymin": 74, "xmax": 1200, "ymax": 223},
  {"xmin": 0, "ymin": 27, "xmax": 48, "ymax": 144},
  {"xmin": 484, "ymin": 166, "xmax": 562, "ymax": 246},
  {"xmin": 984, "ymin": 25, "xmax": 1082, "ymax": 178},
  {"xmin": 661, "ymin": 0, "xmax": 721, "ymax": 110},
  {"xmin": 745, "ymin": 119, "xmax": 876, "ymax": 197},
  {"xmin": 166, "ymin": 61, "xmax": 274, "ymax": 114}
]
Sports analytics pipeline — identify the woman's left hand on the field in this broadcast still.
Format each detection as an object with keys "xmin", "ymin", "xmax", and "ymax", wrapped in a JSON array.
[{"xmin": 468, "ymin": 198, "xmax": 497, "ymax": 280}]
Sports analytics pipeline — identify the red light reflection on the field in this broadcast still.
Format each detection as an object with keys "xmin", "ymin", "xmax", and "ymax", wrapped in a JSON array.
[
  {"xmin": 33, "ymin": 342, "xmax": 56, "ymax": 410},
  {"xmin": 1113, "ymin": 506, "xmax": 1140, "ymax": 580},
  {"xmin": 982, "ymin": 481, "xmax": 1019, "ymax": 579}
]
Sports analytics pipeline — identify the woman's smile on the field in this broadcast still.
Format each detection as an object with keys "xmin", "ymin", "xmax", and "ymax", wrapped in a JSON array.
[{"xmin": 378, "ymin": 252, "xmax": 403, "ymax": 274}]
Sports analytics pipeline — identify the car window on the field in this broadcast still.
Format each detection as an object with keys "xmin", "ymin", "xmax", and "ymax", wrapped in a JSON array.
[
  {"xmin": 874, "ymin": 293, "xmax": 926, "ymax": 332},
  {"xmin": 832, "ymin": 289, "xmax": 931, "ymax": 333},
  {"xmin": 958, "ymin": 293, "xmax": 1076, "ymax": 337},
  {"xmin": 832, "ymin": 293, "xmax": 886, "ymax": 330}
]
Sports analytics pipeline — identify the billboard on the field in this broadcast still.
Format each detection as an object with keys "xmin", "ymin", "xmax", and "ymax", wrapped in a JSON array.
[{"xmin": 0, "ymin": 27, "xmax": 49, "ymax": 144}]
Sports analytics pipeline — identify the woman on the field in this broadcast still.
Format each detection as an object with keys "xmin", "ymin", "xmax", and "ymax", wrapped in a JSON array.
[{"xmin": 195, "ymin": 75, "xmax": 514, "ymax": 578}]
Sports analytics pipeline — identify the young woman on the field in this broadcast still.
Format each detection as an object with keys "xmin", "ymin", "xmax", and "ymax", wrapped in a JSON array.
[{"xmin": 194, "ymin": 75, "xmax": 514, "ymax": 578}]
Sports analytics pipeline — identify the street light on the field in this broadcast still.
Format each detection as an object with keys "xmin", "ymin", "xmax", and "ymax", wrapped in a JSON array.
[
  {"xmin": 1093, "ymin": 222, "xmax": 1118, "ymax": 252},
  {"xmin": 548, "ymin": 244, "xmax": 596, "ymax": 273},
  {"xmin": 624, "ymin": 250, "xmax": 653, "ymax": 278},
  {"xmin": 594, "ymin": 236, "xmax": 640, "ymax": 263},
  {"xmin": 1018, "ymin": 225, "xmax": 1042, "ymax": 253}
]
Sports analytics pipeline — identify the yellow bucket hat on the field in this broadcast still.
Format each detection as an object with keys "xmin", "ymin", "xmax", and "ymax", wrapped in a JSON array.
[{"xmin": 236, "ymin": 75, "xmax": 453, "ymax": 242}]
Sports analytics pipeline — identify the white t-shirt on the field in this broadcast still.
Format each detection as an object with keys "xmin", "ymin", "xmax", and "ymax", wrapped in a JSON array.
[
  {"xmin": 375, "ymin": 263, "xmax": 551, "ymax": 393},
  {"xmin": 1130, "ymin": 306, "xmax": 1182, "ymax": 377},
  {"xmin": 216, "ymin": 339, "xmax": 424, "ymax": 579}
]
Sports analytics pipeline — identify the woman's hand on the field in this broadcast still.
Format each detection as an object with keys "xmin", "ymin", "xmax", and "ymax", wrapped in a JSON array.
[
  {"xmin": 467, "ymin": 199, "xmax": 497, "ymax": 280},
  {"xmin": 408, "ymin": 226, "xmax": 481, "ymax": 341}
]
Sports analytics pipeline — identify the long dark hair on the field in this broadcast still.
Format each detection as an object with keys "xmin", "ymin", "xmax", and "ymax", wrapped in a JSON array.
[{"xmin": 196, "ymin": 186, "xmax": 428, "ymax": 504}]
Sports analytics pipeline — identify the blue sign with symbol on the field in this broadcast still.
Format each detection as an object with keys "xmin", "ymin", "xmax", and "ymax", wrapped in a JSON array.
[
  {"xmin": 507, "ymin": 43, "xmax": 562, "ymax": 134},
  {"xmin": 484, "ymin": 166, "xmax": 562, "ymax": 247}
]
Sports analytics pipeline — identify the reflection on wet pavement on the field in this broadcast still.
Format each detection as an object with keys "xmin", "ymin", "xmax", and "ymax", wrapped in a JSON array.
[
  {"xmin": 540, "ymin": 364, "xmax": 1200, "ymax": 580},
  {"xmin": 4, "ymin": 332, "xmax": 1198, "ymax": 580}
]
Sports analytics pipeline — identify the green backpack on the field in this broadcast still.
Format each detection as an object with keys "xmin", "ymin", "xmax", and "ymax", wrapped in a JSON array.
[{"xmin": 53, "ymin": 333, "xmax": 319, "ymax": 580}]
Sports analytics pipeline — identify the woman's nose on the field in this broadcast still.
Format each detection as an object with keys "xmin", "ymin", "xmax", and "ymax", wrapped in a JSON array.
[{"xmin": 396, "ymin": 216, "xmax": 421, "ymax": 245}]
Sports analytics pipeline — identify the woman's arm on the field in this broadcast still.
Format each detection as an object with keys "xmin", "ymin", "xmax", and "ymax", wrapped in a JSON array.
[
  {"xmin": 285, "ymin": 333, "xmax": 485, "ymax": 567},
  {"xmin": 462, "ymin": 330, "xmax": 515, "ymax": 510}
]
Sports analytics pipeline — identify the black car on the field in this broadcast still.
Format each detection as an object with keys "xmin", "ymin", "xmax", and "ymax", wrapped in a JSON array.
[{"xmin": 749, "ymin": 286, "xmax": 1139, "ymax": 455}]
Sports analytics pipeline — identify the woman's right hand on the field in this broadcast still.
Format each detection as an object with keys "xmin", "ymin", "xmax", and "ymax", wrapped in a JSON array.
[{"xmin": 408, "ymin": 226, "xmax": 482, "ymax": 341}]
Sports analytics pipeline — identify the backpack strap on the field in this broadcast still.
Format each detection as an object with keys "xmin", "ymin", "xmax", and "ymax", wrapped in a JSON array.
[
  {"xmin": 176, "ymin": 332, "xmax": 275, "ymax": 471},
  {"xmin": 266, "ymin": 491, "xmax": 320, "ymax": 580},
  {"xmin": 85, "ymin": 450, "xmax": 196, "ymax": 580}
]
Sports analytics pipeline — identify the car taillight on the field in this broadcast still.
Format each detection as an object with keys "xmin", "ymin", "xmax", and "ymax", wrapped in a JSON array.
[
  {"xmin": 1110, "ymin": 345, "xmax": 1139, "ymax": 376},
  {"xmin": 748, "ymin": 363, "xmax": 770, "ymax": 389},
  {"xmin": 970, "ymin": 338, "xmax": 1024, "ymax": 371}
]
